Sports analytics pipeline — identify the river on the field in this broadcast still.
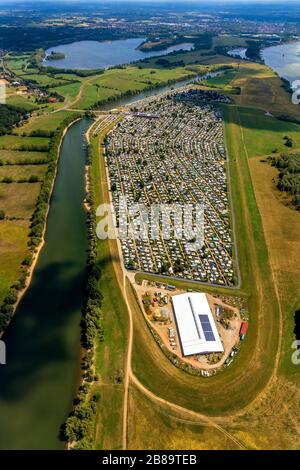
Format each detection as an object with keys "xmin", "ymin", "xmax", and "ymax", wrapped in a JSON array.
[
  {"xmin": 0, "ymin": 118, "xmax": 90, "ymax": 450},
  {"xmin": 44, "ymin": 38, "xmax": 194, "ymax": 70}
]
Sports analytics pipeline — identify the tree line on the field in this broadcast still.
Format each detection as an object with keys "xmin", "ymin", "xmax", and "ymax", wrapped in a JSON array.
[{"xmin": 270, "ymin": 151, "xmax": 300, "ymax": 210}]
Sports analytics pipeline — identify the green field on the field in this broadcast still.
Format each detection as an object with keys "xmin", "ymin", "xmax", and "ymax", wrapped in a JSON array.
[
  {"xmin": 0, "ymin": 182, "xmax": 41, "ymax": 218},
  {"xmin": 89, "ymin": 127, "xmax": 129, "ymax": 450},
  {"xmin": 5, "ymin": 95, "xmax": 38, "ymax": 111},
  {"xmin": 0, "ymin": 135, "xmax": 49, "ymax": 150},
  {"xmin": 22, "ymin": 74, "xmax": 70, "ymax": 87},
  {"xmin": 0, "ymin": 150, "xmax": 47, "ymax": 164},
  {"xmin": 202, "ymin": 69, "xmax": 238, "ymax": 88},
  {"xmin": 232, "ymin": 106, "xmax": 300, "ymax": 156},
  {"xmin": 15, "ymin": 110, "xmax": 73, "ymax": 134},
  {"xmin": 0, "ymin": 220, "xmax": 29, "ymax": 304},
  {"xmin": 0, "ymin": 164, "xmax": 47, "ymax": 181}
]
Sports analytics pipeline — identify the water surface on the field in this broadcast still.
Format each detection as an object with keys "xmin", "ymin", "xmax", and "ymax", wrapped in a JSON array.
[
  {"xmin": 44, "ymin": 38, "xmax": 194, "ymax": 70},
  {"xmin": 262, "ymin": 40, "xmax": 300, "ymax": 84}
]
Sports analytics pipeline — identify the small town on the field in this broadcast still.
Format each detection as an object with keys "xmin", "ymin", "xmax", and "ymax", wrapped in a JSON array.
[{"xmin": 105, "ymin": 90, "xmax": 235, "ymax": 286}]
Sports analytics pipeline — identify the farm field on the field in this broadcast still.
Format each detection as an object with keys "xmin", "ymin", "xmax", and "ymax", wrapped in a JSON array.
[
  {"xmin": 1, "ymin": 35, "xmax": 300, "ymax": 450},
  {"xmin": 0, "ymin": 182, "xmax": 41, "ymax": 219},
  {"xmin": 89, "ymin": 66, "xmax": 300, "ymax": 449},
  {"xmin": 248, "ymin": 156, "xmax": 300, "ymax": 378},
  {"xmin": 88, "ymin": 126, "xmax": 129, "ymax": 450},
  {"xmin": 201, "ymin": 69, "xmax": 238, "ymax": 89},
  {"xmin": 232, "ymin": 106, "xmax": 300, "ymax": 156}
]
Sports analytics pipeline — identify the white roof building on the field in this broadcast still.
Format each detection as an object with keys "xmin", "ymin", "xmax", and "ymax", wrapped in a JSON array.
[{"xmin": 172, "ymin": 293, "xmax": 224, "ymax": 356}]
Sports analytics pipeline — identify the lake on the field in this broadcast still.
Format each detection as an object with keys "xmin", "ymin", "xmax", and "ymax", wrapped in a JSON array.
[
  {"xmin": 44, "ymin": 38, "xmax": 194, "ymax": 70},
  {"xmin": 262, "ymin": 40, "xmax": 300, "ymax": 85}
]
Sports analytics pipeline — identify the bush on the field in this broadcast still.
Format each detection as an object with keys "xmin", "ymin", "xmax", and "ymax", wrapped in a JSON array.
[
  {"xmin": 28, "ymin": 175, "xmax": 39, "ymax": 183},
  {"xmin": 0, "ymin": 210, "xmax": 5, "ymax": 220}
]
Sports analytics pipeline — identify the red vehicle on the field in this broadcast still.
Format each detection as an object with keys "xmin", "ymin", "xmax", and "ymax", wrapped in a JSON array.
[{"xmin": 240, "ymin": 321, "xmax": 249, "ymax": 336}]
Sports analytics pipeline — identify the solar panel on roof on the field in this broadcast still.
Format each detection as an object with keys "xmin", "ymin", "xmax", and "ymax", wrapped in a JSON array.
[{"xmin": 199, "ymin": 314, "xmax": 216, "ymax": 342}]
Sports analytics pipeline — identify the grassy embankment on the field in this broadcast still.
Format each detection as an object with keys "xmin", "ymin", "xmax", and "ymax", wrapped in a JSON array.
[{"xmin": 87, "ymin": 121, "xmax": 129, "ymax": 450}]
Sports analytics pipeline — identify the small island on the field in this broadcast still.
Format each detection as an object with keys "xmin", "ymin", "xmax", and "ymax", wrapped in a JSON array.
[
  {"xmin": 46, "ymin": 51, "xmax": 65, "ymax": 61},
  {"xmin": 138, "ymin": 36, "xmax": 192, "ymax": 52}
]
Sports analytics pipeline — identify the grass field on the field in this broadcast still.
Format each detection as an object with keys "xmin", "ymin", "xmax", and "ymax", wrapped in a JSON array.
[
  {"xmin": 15, "ymin": 111, "xmax": 73, "ymax": 134},
  {"xmin": 0, "ymin": 150, "xmax": 47, "ymax": 164},
  {"xmin": 5, "ymin": 94, "xmax": 38, "ymax": 111},
  {"xmin": 248, "ymin": 156, "xmax": 300, "ymax": 378},
  {"xmin": 0, "ymin": 182, "xmax": 41, "ymax": 218},
  {"xmin": 0, "ymin": 135, "xmax": 49, "ymax": 150},
  {"xmin": 128, "ymin": 386, "xmax": 240, "ymax": 450},
  {"xmin": 201, "ymin": 69, "xmax": 238, "ymax": 89},
  {"xmin": 0, "ymin": 164, "xmax": 47, "ymax": 180},
  {"xmin": 0, "ymin": 220, "xmax": 29, "ymax": 304},
  {"xmin": 71, "ymin": 65, "xmax": 196, "ymax": 109},
  {"xmin": 48, "ymin": 82, "xmax": 82, "ymax": 102},
  {"xmin": 231, "ymin": 106, "xmax": 300, "ymax": 156}
]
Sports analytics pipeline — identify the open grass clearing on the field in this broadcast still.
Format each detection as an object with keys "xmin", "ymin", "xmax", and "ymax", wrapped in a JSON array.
[
  {"xmin": 0, "ymin": 164, "xmax": 47, "ymax": 180},
  {"xmin": 5, "ymin": 94, "xmax": 38, "ymax": 111},
  {"xmin": 230, "ymin": 106, "xmax": 300, "ymax": 156},
  {"xmin": 0, "ymin": 182, "xmax": 41, "ymax": 219},
  {"xmin": 15, "ymin": 111, "xmax": 74, "ymax": 134},
  {"xmin": 0, "ymin": 135, "xmax": 49, "ymax": 150},
  {"xmin": 0, "ymin": 219, "xmax": 29, "ymax": 304},
  {"xmin": 248, "ymin": 156, "xmax": 300, "ymax": 379},
  {"xmin": 0, "ymin": 150, "xmax": 47, "ymax": 164}
]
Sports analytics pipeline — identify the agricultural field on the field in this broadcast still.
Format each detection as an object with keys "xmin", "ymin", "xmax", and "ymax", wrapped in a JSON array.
[
  {"xmin": 201, "ymin": 69, "xmax": 238, "ymax": 90},
  {"xmin": 0, "ymin": 182, "xmax": 41, "ymax": 218},
  {"xmin": 128, "ymin": 386, "xmax": 241, "ymax": 450},
  {"xmin": 87, "ymin": 52, "xmax": 300, "ymax": 450},
  {"xmin": 0, "ymin": 106, "xmax": 76, "ymax": 312},
  {"xmin": 0, "ymin": 135, "xmax": 49, "ymax": 150},
  {"xmin": 0, "ymin": 164, "xmax": 47, "ymax": 181},
  {"xmin": 89, "ymin": 126, "xmax": 129, "ymax": 450},
  {"xmin": 5, "ymin": 94, "xmax": 38, "ymax": 111},
  {"xmin": 14, "ymin": 110, "xmax": 73, "ymax": 134},
  {"xmin": 230, "ymin": 106, "xmax": 300, "ymax": 156}
]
